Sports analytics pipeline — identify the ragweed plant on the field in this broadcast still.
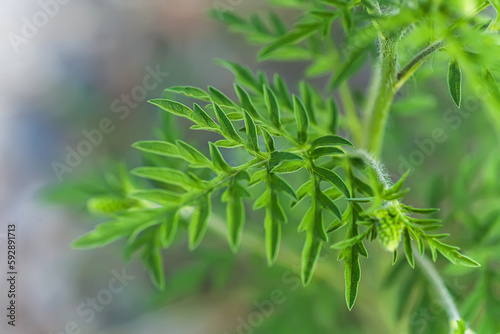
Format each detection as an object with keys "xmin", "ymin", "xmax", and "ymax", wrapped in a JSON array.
[{"xmin": 61, "ymin": 0, "xmax": 500, "ymax": 333}]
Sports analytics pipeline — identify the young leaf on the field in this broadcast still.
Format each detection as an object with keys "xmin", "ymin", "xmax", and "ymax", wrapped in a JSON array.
[
  {"xmin": 403, "ymin": 228, "xmax": 415, "ymax": 268},
  {"xmin": 264, "ymin": 86, "xmax": 281, "ymax": 129},
  {"xmin": 193, "ymin": 103, "xmax": 219, "ymax": 129},
  {"xmin": 224, "ymin": 185, "xmax": 245, "ymax": 253},
  {"xmin": 209, "ymin": 86, "xmax": 237, "ymax": 107},
  {"xmin": 165, "ymin": 86, "xmax": 211, "ymax": 101},
  {"xmin": 214, "ymin": 103, "xmax": 244, "ymax": 143},
  {"xmin": 311, "ymin": 135, "xmax": 354, "ymax": 149},
  {"xmin": 132, "ymin": 167, "xmax": 203, "ymax": 189},
  {"xmin": 189, "ymin": 194, "xmax": 212, "ymax": 250},
  {"xmin": 149, "ymin": 99, "xmax": 193, "ymax": 119},
  {"xmin": 261, "ymin": 127, "xmax": 276, "ymax": 152},
  {"xmin": 313, "ymin": 166, "xmax": 350, "ymax": 198},
  {"xmin": 217, "ymin": 60, "xmax": 261, "ymax": 93},
  {"xmin": 243, "ymin": 110, "xmax": 259, "ymax": 152},
  {"xmin": 447, "ymin": 60, "xmax": 462, "ymax": 108},
  {"xmin": 141, "ymin": 237, "xmax": 166, "ymax": 290},
  {"xmin": 293, "ymin": 95, "xmax": 309, "ymax": 143},
  {"xmin": 235, "ymin": 84, "xmax": 261, "ymax": 119},
  {"xmin": 209, "ymin": 142, "xmax": 233, "ymax": 173},
  {"xmin": 132, "ymin": 140, "xmax": 180, "ymax": 158},
  {"xmin": 72, "ymin": 221, "xmax": 129, "ymax": 249}
]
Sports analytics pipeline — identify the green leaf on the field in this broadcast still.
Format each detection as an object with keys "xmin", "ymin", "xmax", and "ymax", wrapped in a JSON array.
[
  {"xmin": 159, "ymin": 210, "xmax": 179, "ymax": 247},
  {"xmin": 271, "ymin": 160, "xmax": 304, "ymax": 174},
  {"xmin": 193, "ymin": 103, "xmax": 219, "ymax": 129},
  {"xmin": 87, "ymin": 196, "xmax": 136, "ymax": 215},
  {"xmin": 149, "ymin": 99, "xmax": 193, "ymax": 119},
  {"xmin": 317, "ymin": 190, "xmax": 342, "ymax": 220},
  {"xmin": 214, "ymin": 103, "xmax": 244, "ymax": 143},
  {"xmin": 313, "ymin": 166, "xmax": 350, "ymax": 198},
  {"xmin": 142, "ymin": 237, "xmax": 165, "ymax": 290},
  {"xmin": 264, "ymin": 86, "xmax": 281, "ymax": 129},
  {"xmin": 132, "ymin": 167, "xmax": 203, "ymax": 189},
  {"xmin": 209, "ymin": 142, "xmax": 233, "ymax": 173},
  {"xmin": 261, "ymin": 127, "xmax": 276, "ymax": 152},
  {"xmin": 176, "ymin": 140, "xmax": 212, "ymax": 168},
  {"xmin": 72, "ymin": 221, "xmax": 129, "ymax": 249},
  {"xmin": 209, "ymin": 86, "xmax": 237, "ymax": 107},
  {"xmin": 330, "ymin": 48, "xmax": 368, "ymax": 89},
  {"xmin": 274, "ymin": 74, "xmax": 293, "ymax": 110},
  {"xmin": 130, "ymin": 189, "xmax": 182, "ymax": 206},
  {"xmin": 310, "ymin": 147, "xmax": 344, "ymax": 159},
  {"xmin": 259, "ymin": 22, "xmax": 322, "ymax": 60},
  {"xmin": 165, "ymin": 86, "xmax": 210, "ymax": 101},
  {"xmin": 293, "ymin": 95, "xmax": 309, "ymax": 143},
  {"xmin": 311, "ymin": 135, "xmax": 354, "ymax": 149},
  {"xmin": 302, "ymin": 232, "xmax": 322, "ymax": 286},
  {"xmin": 224, "ymin": 187, "xmax": 245, "ymax": 253},
  {"xmin": 217, "ymin": 60, "xmax": 261, "ymax": 92},
  {"xmin": 447, "ymin": 60, "xmax": 462, "ymax": 108},
  {"xmin": 235, "ymin": 84, "xmax": 261, "ymax": 119},
  {"xmin": 243, "ymin": 110, "xmax": 259, "ymax": 152},
  {"xmin": 269, "ymin": 151, "xmax": 303, "ymax": 170},
  {"xmin": 403, "ymin": 228, "xmax": 415, "ymax": 268},
  {"xmin": 189, "ymin": 194, "xmax": 212, "ymax": 250},
  {"xmin": 271, "ymin": 174, "xmax": 297, "ymax": 200},
  {"xmin": 132, "ymin": 140, "xmax": 180, "ymax": 158}
]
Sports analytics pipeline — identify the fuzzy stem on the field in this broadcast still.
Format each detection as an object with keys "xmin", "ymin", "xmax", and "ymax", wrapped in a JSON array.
[{"xmin": 365, "ymin": 35, "xmax": 399, "ymax": 157}]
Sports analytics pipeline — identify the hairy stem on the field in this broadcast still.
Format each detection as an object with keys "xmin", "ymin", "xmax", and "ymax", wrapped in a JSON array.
[{"xmin": 365, "ymin": 35, "xmax": 399, "ymax": 157}]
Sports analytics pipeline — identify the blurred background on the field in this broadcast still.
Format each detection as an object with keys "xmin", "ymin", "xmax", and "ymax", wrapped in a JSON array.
[{"xmin": 0, "ymin": 1, "xmax": 499, "ymax": 334}]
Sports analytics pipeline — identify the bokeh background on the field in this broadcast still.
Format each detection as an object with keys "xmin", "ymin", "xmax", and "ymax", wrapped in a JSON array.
[{"xmin": 1, "ymin": 1, "xmax": 499, "ymax": 334}]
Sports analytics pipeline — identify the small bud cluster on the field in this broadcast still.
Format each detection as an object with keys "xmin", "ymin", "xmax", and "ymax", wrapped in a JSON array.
[{"xmin": 374, "ymin": 203, "xmax": 405, "ymax": 252}]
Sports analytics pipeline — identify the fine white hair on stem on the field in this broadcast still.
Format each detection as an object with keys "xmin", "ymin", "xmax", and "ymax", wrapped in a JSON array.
[{"xmin": 357, "ymin": 149, "xmax": 393, "ymax": 189}]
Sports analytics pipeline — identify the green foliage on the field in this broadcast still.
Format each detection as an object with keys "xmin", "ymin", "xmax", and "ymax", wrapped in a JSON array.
[{"xmin": 57, "ymin": 0, "xmax": 500, "ymax": 332}]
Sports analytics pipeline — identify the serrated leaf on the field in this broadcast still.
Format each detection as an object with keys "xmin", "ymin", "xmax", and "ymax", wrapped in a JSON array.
[
  {"xmin": 165, "ymin": 86, "xmax": 210, "ymax": 101},
  {"xmin": 447, "ymin": 60, "xmax": 462, "ymax": 108},
  {"xmin": 130, "ymin": 189, "xmax": 182, "ymax": 206},
  {"xmin": 235, "ymin": 84, "xmax": 261, "ymax": 119},
  {"xmin": 159, "ymin": 210, "xmax": 179, "ymax": 247},
  {"xmin": 259, "ymin": 22, "xmax": 322, "ymax": 60},
  {"xmin": 226, "ymin": 189, "xmax": 245, "ymax": 253},
  {"xmin": 274, "ymin": 74, "xmax": 293, "ymax": 110},
  {"xmin": 243, "ymin": 110, "xmax": 259, "ymax": 152},
  {"xmin": 293, "ymin": 95, "xmax": 309, "ymax": 143},
  {"xmin": 189, "ymin": 194, "xmax": 211, "ymax": 250},
  {"xmin": 302, "ymin": 233, "xmax": 322, "ymax": 286},
  {"xmin": 132, "ymin": 167, "xmax": 203, "ymax": 189},
  {"xmin": 209, "ymin": 142, "xmax": 232, "ymax": 173},
  {"xmin": 209, "ymin": 86, "xmax": 237, "ymax": 107},
  {"xmin": 264, "ymin": 86, "xmax": 281, "ymax": 129},
  {"xmin": 132, "ymin": 140, "xmax": 180, "ymax": 158},
  {"xmin": 176, "ymin": 140, "xmax": 212, "ymax": 168},
  {"xmin": 311, "ymin": 147, "xmax": 345, "ymax": 159},
  {"xmin": 87, "ymin": 196, "xmax": 136, "ymax": 215},
  {"xmin": 217, "ymin": 60, "xmax": 261, "ymax": 93},
  {"xmin": 330, "ymin": 48, "xmax": 368, "ymax": 89},
  {"xmin": 269, "ymin": 151, "xmax": 303, "ymax": 170},
  {"xmin": 311, "ymin": 135, "xmax": 354, "ymax": 149},
  {"xmin": 214, "ymin": 103, "xmax": 244, "ymax": 143},
  {"xmin": 193, "ymin": 103, "xmax": 219, "ymax": 129},
  {"xmin": 313, "ymin": 166, "xmax": 350, "ymax": 198},
  {"xmin": 317, "ymin": 190, "xmax": 342, "ymax": 220},
  {"xmin": 149, "ymin": 99, "xmax": 193, "ymax": 119},
  {"xmin": 142, "ymin": 237, "xmax": 165, "ymax": 290},
  {"xmin": 271, "ymin": 160, "xmax": 304, "ymax": 174},
  {"xmin": 261, "ymin": 127, "xmax": 276, "ymax": 152},
  {"xmin": 403, "ymin": 228, "xmax": 415, "ymax": 268},
  {"xmin": 72, "ymin": 221, "xmax": 129, "ymax": 249},
  {"xmin": 271, "ymin": 174, "xmax": 297, "ymax": 200}
]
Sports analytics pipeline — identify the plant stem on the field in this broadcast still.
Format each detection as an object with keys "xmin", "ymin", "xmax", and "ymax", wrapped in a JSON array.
[
  {"xmin": 395, "ymin": 41, "xmax": 446, "ymax": 90},
  {"xmin": 364, "ymin": 34, "xmax": 399, "ymax": 157}
]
